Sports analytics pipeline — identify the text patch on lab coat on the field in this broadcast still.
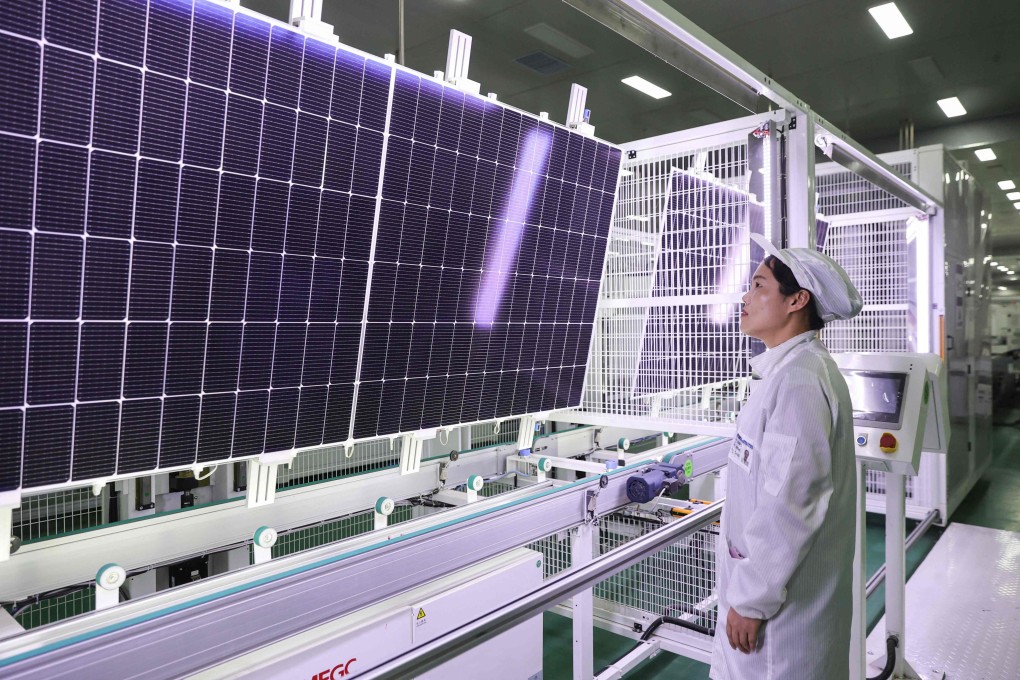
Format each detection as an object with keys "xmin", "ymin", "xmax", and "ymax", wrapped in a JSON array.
[{"xmin": 729, "ymin": 432, "xmax": 756, "ymax": 473}]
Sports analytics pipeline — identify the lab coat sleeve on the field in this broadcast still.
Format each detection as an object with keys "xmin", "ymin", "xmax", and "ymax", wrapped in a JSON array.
[{"xmin": 727, "ymin": 366, "xmax": 836, "ymax": 620}]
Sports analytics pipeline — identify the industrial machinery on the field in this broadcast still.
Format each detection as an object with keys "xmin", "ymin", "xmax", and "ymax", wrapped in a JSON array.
[
  {"xmin": 834, "ymin": 353, "xmax": 950, "ymax": 680},
  {"xmin": 0, "ymin": 0, "xmax": 985, "ymax": 678}
]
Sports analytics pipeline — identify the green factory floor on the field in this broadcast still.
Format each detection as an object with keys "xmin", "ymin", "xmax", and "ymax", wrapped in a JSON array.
[{"xmin": 541, "ymin": 411, "xmax": 1020, "ymax": 679}]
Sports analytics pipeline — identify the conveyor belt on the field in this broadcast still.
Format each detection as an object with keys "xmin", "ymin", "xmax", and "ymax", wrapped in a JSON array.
[{"xmin": 0, "ymin": 438, "xmax": 730, "ymax": 678}]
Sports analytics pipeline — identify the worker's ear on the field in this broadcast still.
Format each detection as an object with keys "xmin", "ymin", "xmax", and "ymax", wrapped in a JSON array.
[{"xmin": 787, "ymin": 289, "xmax": 811, "ymax": 313}]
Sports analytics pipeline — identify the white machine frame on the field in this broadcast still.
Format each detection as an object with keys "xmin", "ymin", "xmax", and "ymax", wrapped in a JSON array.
[{"xmin": 834, "ymin": 352, "xmax": 951, "ymax": 680}]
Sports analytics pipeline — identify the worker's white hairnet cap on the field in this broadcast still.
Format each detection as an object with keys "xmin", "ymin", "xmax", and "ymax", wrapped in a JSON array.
[{"xmin": 750, "ymin": 233, "xmax": 863, "ymax": 322}]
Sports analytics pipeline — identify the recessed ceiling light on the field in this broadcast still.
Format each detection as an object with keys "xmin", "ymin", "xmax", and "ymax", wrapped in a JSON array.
[
  {"xmin": 868, "ymin": 3, "xmax": 913, "ymax": 39},
  {"xmin": 974, "ymin": 148, "xmax": 996, "ymax": 162},
  {"xmin": 1014, "ymin": 202, "xmax": 1020, "ymax": 210},
  {"xmin": 999, "ymin": 286, "xmax": 1007, "ymax": 291},
  {"xmin": 621, "ymin": 76, "xmax": 672, "ymax": 99},
  {"xmin": 1007, "ymin": 192, "xmax": 1020, "ymax": 201},
  {"xmin": 999, "ymin": 180, "xmax": 1016, "ymax": 190},
  {"xmin": 937, "ymin": 97, "xmax": 966, "ymax": 118},
  {"xmin": 991, "ymin": 261, "xmax": 999, "ymax": 266}
]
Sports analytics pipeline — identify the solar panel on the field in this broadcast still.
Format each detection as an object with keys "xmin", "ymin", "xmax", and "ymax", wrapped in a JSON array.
[
  {"xmin": 0, "ymin": 0, "xmax": 621, "ymax": 493},
  {"xmin": 351, "ymin": 70, "xmax": 619, "ymax": 439}
]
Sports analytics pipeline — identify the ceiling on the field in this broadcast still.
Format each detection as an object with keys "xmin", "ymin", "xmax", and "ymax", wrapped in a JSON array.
[{"xmin": 244, "ymin": 0, "xmax": 1020, "ymax": 264}]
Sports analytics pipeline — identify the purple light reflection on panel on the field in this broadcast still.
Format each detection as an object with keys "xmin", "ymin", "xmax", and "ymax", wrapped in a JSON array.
[{"xmin": 473, "ymin": 128, "xmax": 552, "ymax": 327}]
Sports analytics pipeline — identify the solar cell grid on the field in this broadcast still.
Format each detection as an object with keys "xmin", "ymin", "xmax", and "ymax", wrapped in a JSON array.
[
  {"xmin": 0, "ymin": 0, "xmax": 621, "ymax": 493},
  {"xmin": 352, "ymin": 70, "xmax": 618, "ymax": 439}
]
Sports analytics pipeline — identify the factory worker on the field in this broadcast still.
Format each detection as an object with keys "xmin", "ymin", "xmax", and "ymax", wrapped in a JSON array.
[{"xmin": 710, "ymin": 233, "xmax": 863, "ymax": 680}]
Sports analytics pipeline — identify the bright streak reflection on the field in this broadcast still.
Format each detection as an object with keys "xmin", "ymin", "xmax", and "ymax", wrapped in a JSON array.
[{"xmin": 473, "ymin": 129, "xmax": 552, "ymax": 327}]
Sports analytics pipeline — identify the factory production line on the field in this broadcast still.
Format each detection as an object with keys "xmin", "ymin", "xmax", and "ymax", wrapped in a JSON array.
[{"xmin": 0, "ymin": 0, "xmax": 1012, "ymax": 678}]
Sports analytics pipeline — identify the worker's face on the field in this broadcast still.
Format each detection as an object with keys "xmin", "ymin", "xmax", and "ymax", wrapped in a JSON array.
[{"xmin": 740, "ymin": 262, "xmax": 792, "ymax": 343}]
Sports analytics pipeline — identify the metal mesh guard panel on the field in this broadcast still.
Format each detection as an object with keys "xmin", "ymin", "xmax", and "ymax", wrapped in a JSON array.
[
  {"xmin": 821, "ymin": 219, "xmax": 911, "ymax": 353},
  {"xmin": 817, "ymin": 161, "xmax": 914, "ymax": 217},
  {"xmin": 581, "ymin": 136, "xmax": 767, "ymax": 428}
]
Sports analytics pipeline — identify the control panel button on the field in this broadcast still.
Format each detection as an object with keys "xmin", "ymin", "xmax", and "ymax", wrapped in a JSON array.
[
  {"xmin": 855, "ymin": 434, "xmax": 868, "ymax": 447},
  {"xmin": 879, "ymin": 432, "xmax": 898, "ymax": 453}
]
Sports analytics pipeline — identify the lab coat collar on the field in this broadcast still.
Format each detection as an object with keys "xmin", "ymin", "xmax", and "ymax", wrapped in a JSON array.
[{"xmin": 747, "ymin": 330, "xmax": 816, "ymax": 380}]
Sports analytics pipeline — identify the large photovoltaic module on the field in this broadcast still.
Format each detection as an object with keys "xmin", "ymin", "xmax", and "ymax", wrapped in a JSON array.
[
  {"xmin": 352, "ymin": 70, "xmax": 618, "ymax": 439},
  {"xmin": 0, "ymin": 0, "xmax": 621, "ymax": 492}
]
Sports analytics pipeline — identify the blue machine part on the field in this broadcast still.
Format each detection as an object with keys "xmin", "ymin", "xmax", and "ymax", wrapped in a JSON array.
[{"xmin": 626, "ymin": 462, "xmax": 686, "ymax": 503}]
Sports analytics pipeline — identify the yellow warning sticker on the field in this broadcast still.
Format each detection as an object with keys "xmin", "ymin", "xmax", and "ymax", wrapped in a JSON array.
[{"xmin": 416, "ymin": 608, "xmax": 426, "ymax": 620}]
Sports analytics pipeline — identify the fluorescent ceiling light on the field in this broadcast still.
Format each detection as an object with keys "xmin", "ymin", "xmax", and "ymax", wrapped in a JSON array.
[
  {"xmin": 999, "ymin": 286, "xmax": 1007, "ymax": 291},
  {"xmin": 1010, "ymin": 271, "xmax": 1016, "ymax": 275},
  {"xmin": 1014, "ymin": 202, "xmax": 1020, "ymax": 210},
  {"xmin": 1007, "ymin": 192, "xmax": 1020, "ymax": 201},
  {"xmin": 622, "ymin": 76, "xmax": 671, "ymax": 99},
  {"xmin": 626, "ymin": 215, "xmax": 650, "ymax": 222},
  {"xmin": 974, "ymin": 148, "xmax": 997, "ymax": 162},
  {"xmin": 990, "ymin": 261, "xmax": 998, "ymax": 266},
  {"xmin": 1003, "ymin": 180, "xmax": 1019, "ymax": 190},
  {"xmin": 869, "ymin": 3, "xmax": 913, "ymax": 39},
  {"xmin": 937, "ymin": 97, "xmax": 966, "ymax": 118},
  {"xmin": 620, "ymin": 169, "xmax": 633, "ymax": 177}
]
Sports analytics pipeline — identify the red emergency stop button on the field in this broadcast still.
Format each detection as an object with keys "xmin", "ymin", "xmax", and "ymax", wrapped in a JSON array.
[{"xmin": 879, "ymin": 432, "xmax": 898, "ymax": 453}]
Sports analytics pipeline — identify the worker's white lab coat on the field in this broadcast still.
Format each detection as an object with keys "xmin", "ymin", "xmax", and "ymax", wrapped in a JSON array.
[{"xmin": 710, "ymin": 331, "xmax": 856, "ymax": 680}]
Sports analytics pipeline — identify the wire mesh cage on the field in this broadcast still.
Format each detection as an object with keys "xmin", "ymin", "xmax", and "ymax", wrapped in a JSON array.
[
  {"xmin": 528, "ymin": 530, "xmax": 574, "ymax": 580},
  {"xmin": 276, "ymin": 438, "xmax": 403, "ymax": 490},
  {"xmin": 6, "ymin": 587, "xmax": 95, "ymax": 631},
  {"xmin": 816, "ymin": 154, "xmax": 922, "ymax": 503},
  {"xmin": 816, "ymin": 162, "xmax": 914, "ymax": 218},
  {"xmin": 270, "ymin": 504, "xmax": 416, "ymax": 560},
  {"xmin": 595, "ymin": 513, "xmax": 718, "ymax": 637},
  {"xmin": 576, "ymin": 122, "xmax": 775, "ymax": 434},
  {"xmin": 468, "ymin": 418, "xmax": 522, "ymax": 449},
  {"xmin": 525, "ymin": 511, "xmax": 719, "ymax": 643},
  {"xmin": 13, "ymin": 488, "xmax": 106, "ymax": 544},
  {"xmin": 821, "ymin": 219, "xmax": 912, "ymax": 354}
]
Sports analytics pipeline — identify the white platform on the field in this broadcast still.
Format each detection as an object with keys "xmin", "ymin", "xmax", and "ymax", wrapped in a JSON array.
[{"xmin": 867, "ymin": 523, "xmax": 1020, "ymax": 679}]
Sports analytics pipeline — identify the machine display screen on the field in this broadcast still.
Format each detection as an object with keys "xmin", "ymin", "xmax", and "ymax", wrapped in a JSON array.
[{"xmin": 842, "ymin": 370, "xmax": 907, "ymax": 425}]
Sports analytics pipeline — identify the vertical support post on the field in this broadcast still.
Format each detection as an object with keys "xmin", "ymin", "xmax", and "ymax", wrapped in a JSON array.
[
  {"xmin": 398, "ymin": 0, "xmax": 405, "ymax": 66},
  {"xmin": 95, "ymin": 564, "xmax": 126, "ymax": 611},
  {"xmin": 571, "ymin": 523, "xmax": 595, "ymax": 680},
  {"xmin": 566, "ymin": 84, "xmax": 587, "ymax": 127},
  {"xmin": 886, "ymin": 473, "xmax": 908, "ymax": 677},
  {"xmin": 246, "ymin": 460, "xmax": 278, "ymax": 507},
  {"xmin": 445, "ymin": 30, "xmax": 471, "ymax": 80},
  {"xmin": 786, "ymin": 111, "xmax": 816, "ymax": 248},
  {"xmin": 465, "ymin": 475, "xmax": 483, "ymax": 503},
  {"xmin": 247, "ymin": 452, "xmax": 295, "ymax": 507},
  {"xmin": 289, "ymin": 0, "xmax": 338, "ymax": 42},
  {"xmin": 516, "ymin": 415, "xmax": 536, "ymax": 453},
  {"xmin": 375, "ymin": 497, "xmax": 395, "ymax": 530},
  {"xmin": 253, "ymin": 526, "xmax": 278, "ymax": 565},
  {"xmin": 567, "ymin": 83, "xmax": 596, "ymax": 138},
  {"xmin": 0, "ymin": 490, "xmax": 19, "ymax": 562},
  {"xmin": 849, "ymin": 461, "xmax": 867, "ymax": 679}
]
